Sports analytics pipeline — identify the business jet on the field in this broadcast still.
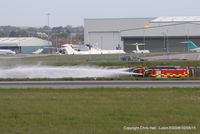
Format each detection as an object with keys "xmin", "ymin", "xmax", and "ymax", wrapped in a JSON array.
[
  {"xmin": 32, "ymin": 48, "xmax": 44, "ymax": 54},
  {"xmin": 61, "ymin": 44, "xmax": 125, "ymax": 55},
  {"xmin": 131, "ymin": 43, "xmax": 150, "ymax": 54},
  {"xmin": 181, "ymin": 40, "xmax": 200, "ymax": 52},
  {"xmin": 0, "ymin": 49, "xmax": 16, "ymax": 55}
]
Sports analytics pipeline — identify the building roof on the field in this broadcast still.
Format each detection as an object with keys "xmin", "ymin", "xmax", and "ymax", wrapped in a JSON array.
[
  {"xmin": 121, "ymin": 22, "xmax": 200, "ymax": 37},
  {"xmin": 151, "ymin": 16, "xmax": 200, "ymax": 23},
  {"xmin": 0, "ymin": 37, "xmax": 32, "ymax": 42},
  {"xmin": 85, "ymin": 18, "xmax": 155, "ymax": 32}
]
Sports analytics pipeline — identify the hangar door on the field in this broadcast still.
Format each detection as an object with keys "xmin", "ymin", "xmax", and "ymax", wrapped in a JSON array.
[
  {"xmin": 122, "ymin": 37, "xmax": 200, "ymax": 53},
  {"xmin": 89, "ymin": 32, "xmax": 123, "ymax": 50}
]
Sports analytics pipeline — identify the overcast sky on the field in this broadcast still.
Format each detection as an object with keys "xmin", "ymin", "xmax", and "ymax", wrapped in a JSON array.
[{"xmin": 0, "ymin": 0, "xmax": 199, "ymax": 26}]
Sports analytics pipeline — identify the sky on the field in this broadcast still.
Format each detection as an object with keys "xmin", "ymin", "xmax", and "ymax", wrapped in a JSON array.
[{"xmin": 0, "ymin": 0, "xmax": 199, "ymax": 27}]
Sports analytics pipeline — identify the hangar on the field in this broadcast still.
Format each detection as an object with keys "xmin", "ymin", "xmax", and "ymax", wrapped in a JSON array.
[
  {"xmin": 84, "ymin": 17, "xmax": 200, "ymax": 52},
  {"xmin": 0, "ymin": 37, "xmax": 52, "ymax": 54}
]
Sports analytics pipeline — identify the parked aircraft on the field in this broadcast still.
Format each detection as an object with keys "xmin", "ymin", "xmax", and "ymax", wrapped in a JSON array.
[
  {"xmin": 131, "ymin": 43, "xmax": 150, "ymax": 54},
  {"xmin": 0, "ymin": 49, "xmax": 16, "ymax": 55},
  {"xmin": 181, "ymin": 41, "xmax": 200, "ymax": 52},
  {"xmin": 61, "ymin": 44, "xmax": 125, "ymax": 55},
  {"xmin": 32, "ymin": 49, "xmax": 44, "ymax": 54}
]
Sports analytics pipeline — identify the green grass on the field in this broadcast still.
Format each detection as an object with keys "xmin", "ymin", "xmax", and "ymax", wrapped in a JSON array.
[
  {"xmin": 0, "ymin": 88, "xmax": 199, "ymax": 134},
  {"xmin": 1, "ymin": 54, "xmax": 200, "ymax": 67},
  {"xmin": 0, "ymin": 54, "xmax": 124, "ymax": 66}
]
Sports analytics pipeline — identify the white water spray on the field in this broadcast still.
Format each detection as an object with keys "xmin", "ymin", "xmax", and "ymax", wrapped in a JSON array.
[{"xmin": 0, "ymin": 66, "xmax": 131, "ymax": 78}]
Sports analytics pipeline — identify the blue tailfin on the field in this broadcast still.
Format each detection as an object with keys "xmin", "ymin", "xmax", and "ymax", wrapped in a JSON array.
[{"xmin": 183, "ymin": 41, "xmax": 199, "ymax": 49}]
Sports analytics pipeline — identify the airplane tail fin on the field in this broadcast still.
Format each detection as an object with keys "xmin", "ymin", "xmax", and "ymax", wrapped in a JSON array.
[
  {"xmin": 181, "ymin": 40, "xmax": 199, "ymax": 49},
  {"xmin": 62, "ymin": 44, "xmax": 75, "ymax": 55},
  {"xmin": 32, "ymin": 48, "xmax": 43, "ymax": 54},
  {"xmin": 135, "ymin": 44, "xmax": 140, "ymax": 52}
]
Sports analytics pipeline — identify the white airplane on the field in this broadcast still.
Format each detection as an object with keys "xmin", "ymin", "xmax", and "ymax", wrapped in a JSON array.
[
  {"xmin": 61, "ymin": 44, "xmax": 125, "ymax": 55},
  {"xmin": 32, "ymin": 48, "xmax": 43, "ymax": 54},
  {"xmin": 0, "ymin": 49, "xmax": 16, "ymax": 55},
  {"xmin": 181, "ymin": 40, "xmax": 200, "ymax": 52},
  {"xmin": 131, "ymin": 43, "xmax": 150, "ymax": 54}
]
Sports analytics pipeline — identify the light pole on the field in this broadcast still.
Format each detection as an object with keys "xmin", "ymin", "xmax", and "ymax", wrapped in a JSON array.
[
  {"xmin": 46, "ymin": 13, "xmax": 51, "ymax": 46},
  {"xmin": 101, "ymin": 36, "xmax": 103, "ymax": 54},
  {"xmin": 166, "ymin": 29, "xmax": 169, "ymax": 53},
  {"xmin": 144, "ymin": 25, "xmax": 149, "ymax": 51},
  {"xmin": 143, "ymin": 30, "xmax": 146, "ymax": 50},
  {"xmin": 163, "ymin": 32, "xmax": 166, "ymax": 53}
]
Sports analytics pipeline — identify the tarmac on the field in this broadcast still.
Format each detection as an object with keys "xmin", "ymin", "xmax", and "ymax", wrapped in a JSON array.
[
  {"xmin": 0, "ymin": 81, "xmax": 200, "ymax": 88},
  {"xmin": 1, "ymin": 53, "xmax": 200, "ymax": 61},
  {"xmin": 144, "ymin": 53, "xmax": 200, "ymax": 61}
]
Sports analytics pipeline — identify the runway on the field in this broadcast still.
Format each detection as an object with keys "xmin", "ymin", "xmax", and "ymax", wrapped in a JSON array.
[
  {"xmin": 143, "ymin": 53, "xmax": 200, "ymax": 61},
  {"xmin": 0, "ymin": 80, "xmax": 200, "ymax": 88}
]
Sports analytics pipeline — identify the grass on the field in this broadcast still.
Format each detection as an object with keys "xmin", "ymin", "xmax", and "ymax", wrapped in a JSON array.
[
  {"xmin": 0, "ymin": 88, "xmax": 199, "ymax": 134},
  {"xmin": 1, "ymin": 54, "xmax": 200, "ymax": 67},
  {"xmin": 1, "ymin": 53, "xmax": 200, "ymax": 67}
]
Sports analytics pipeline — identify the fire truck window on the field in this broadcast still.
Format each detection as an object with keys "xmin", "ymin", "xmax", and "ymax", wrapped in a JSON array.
[
  {"xmin": 156, "ymin": 71, "xmax": 161, "ymax": 74},
  {"xmin": 141, "ymin": 69, "xmax": 144, "ymax": 73},
  {"xmin": 189, "ymin": 69, "xmax": 193, "ymax": 77},
  {"xmin": 145, "ymin": 70, "xmax": 151, "ymax": 76},
  {"xmin": 134, "ymin": 69, "xmax": 140, "ymax": 73}
]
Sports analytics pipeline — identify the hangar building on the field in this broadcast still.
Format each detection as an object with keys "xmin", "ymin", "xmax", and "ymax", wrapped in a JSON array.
[
  {"xmin": 84, "ymin": 17, "xmax": 200, "ymax": 52},
  {"xmin": 0, "ymin": 37, "xmax": 52, "ymax": 54}
]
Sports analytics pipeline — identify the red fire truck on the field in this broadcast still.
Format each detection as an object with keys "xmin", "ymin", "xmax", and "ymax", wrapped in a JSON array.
[{"xmin": 130, "ymin": 66, "xmax": 194, "ymax": 78}]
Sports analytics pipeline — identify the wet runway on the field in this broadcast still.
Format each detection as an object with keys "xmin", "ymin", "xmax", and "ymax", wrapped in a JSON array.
[{"xmin": 0, "ymin": 81, "xmax": 200, "ymax": 88}]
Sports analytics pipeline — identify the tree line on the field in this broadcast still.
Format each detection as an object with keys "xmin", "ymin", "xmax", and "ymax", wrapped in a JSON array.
[{"xmin": 0, "ymin": 25, "xmax": 84, "ymax": 46}]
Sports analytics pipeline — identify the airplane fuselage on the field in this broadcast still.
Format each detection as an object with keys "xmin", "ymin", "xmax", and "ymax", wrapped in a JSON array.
[
  {"xmin": 0, "ymin": 49, "xmax": 16, "ymax": 55},
  {"xmin": 62, "ymin": 44, "xmax": 125, "ymax": 55},
  {"xmin": 132, "ymin": 50, "xmax": 150, "ymax": 54},
  {"xmin": 190, "ymin": 48, "xmax": 200, "ymax": 52}
]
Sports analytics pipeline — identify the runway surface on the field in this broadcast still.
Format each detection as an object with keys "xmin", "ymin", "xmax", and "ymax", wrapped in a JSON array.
[
  {"xmin": 0, "ymin": 81, "xmax": 200, "ymax": 88},
  {"xmin": 144, "ymin": 53, "xmax": 200, "ymax": 61}
]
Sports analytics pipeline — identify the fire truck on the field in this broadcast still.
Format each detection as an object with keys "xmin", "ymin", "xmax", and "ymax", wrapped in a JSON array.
[{"xmin": 129, "ymin": 66, "xmax": 194, "ymax": 78}]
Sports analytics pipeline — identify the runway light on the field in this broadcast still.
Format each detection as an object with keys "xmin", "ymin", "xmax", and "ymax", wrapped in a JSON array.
[{"xmin": 144, "ymin": 25, "xmax": 149, "ymax": 28}]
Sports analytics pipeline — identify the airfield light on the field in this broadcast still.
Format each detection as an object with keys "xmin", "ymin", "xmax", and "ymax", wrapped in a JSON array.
[{"xmin": 144, "ymin": 25, "xmax": 149, "ymax": 29}]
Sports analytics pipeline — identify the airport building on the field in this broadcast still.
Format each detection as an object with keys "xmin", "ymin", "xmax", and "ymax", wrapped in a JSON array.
[
  {"xmin": 0, "ymin": 37, "xmax": 52, "ymax": 53},
  {"xmin": 84, "ymin": 17, "xmax": 200, "ymax": 52}
]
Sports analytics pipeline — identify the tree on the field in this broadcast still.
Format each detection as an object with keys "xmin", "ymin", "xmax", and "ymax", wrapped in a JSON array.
[
  {"xmin": 9, "ymin": 30, "xmax": 28, "ymax": 37},
  {"xmin": 9, "ymin": 31, "xmax": 17, "ymax": 37},
  {"xmin": 74, "ymin": 34, "xmax": 84, "ymax": 41},
  {"xmin": 0, "ymin": 32, "xmax": 6, "ymax": 37}
]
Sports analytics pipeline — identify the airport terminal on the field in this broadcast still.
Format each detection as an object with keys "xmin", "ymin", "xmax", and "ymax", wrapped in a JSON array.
[{"xmin": 84, "ymin": 16, "xmax": 200, "ymax": 52}]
